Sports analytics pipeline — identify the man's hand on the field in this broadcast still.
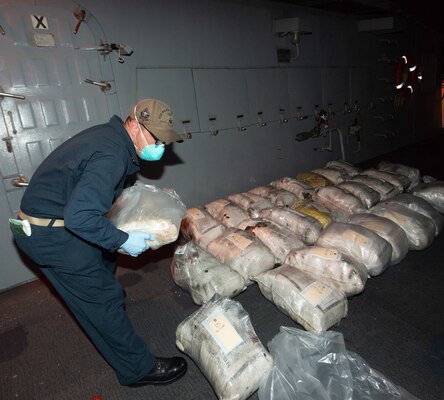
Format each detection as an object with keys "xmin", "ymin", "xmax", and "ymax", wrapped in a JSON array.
[{"xmin": 121, "ymin": 231, "xmax": 154, "ymax": 257}]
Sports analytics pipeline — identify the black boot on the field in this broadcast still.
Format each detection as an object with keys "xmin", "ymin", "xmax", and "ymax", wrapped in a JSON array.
[{"xmin": 127, "ymin": 357, "xmax": 187, "ymax": 387}]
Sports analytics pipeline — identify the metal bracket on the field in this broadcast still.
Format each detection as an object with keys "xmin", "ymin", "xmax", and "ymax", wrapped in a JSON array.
[{"xmin": 84, "ymin": 78, "xmax": 111, "ymax": 92}]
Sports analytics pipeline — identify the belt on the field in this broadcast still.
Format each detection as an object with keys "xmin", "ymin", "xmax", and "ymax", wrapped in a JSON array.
[{"xmin": 18, "ymin": 209, "xmax": 65, "ymax": 227}]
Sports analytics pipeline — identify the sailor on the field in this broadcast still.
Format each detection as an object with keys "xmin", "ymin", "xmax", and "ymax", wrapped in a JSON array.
[{"xmin": 12, "ymin": 99, "xmax": 188, "ymax": 387}]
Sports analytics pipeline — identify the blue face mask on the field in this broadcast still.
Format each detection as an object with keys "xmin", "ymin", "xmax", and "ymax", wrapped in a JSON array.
[{"xmin": 139, "ymin": 142, "xmax": 165, "ymax": 161}]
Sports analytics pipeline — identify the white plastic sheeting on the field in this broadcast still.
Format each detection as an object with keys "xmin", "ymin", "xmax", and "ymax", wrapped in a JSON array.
[
  {"xmin": 258, "ymin": 326, "xmax": 419, "ymax": 400},
  {"xmin": 171, "ymin": 241, "xmax": 246, "ymax": 305},
  {"xmin": 176, "ymin": 295, "xmax": 274, "ymax": 400},
  {"xmin": 181, "ymin": 207, "xmax": 226, "ymax": 248},
  {"xmin": 348, "ymin": 213, "xmax": 409, "ymax": 266},
  {"xmin": 254, "ymin": 264, "xmax": 348, "ymax": 332},
  {"xmin": 285, "ymin": 246, "xmax": 368, "ymax": 296},
  {"xmin": 260, "ymin": 207, "xmax": 323, "ymax": 245},
  {"xmin": 206, "ymin": 227, "xmax": 275, "ymax": 283},
  {"xmin": 370, "ymin": 202, "xmax": 435, "ymax": 250},
  {"xmin": 316, "ymin": 222, "xmax": 392, "ymax": 276}
]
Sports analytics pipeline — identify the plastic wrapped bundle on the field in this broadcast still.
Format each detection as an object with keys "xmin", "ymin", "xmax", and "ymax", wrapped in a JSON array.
[
  {"xmin": 312, "ymin": 167, "xmax": 349, "ymax": 185},
  {"xmin": 107, "ymin": 181, "xmax": 187, "ymax": 250},
  {"xmin": 181, "ymin": 207, "xmax": 226, "ymax": 248},
  {"xmin": 369, "ymin": 202, "xmax": 436, "ymax": 250},
  {"xmin": 204, "ymin": 199, "xmax": 250, "ymax": 228},
  {"xmin": 171, "ymin": 241, "xmax": 246, "ymax": 305},
  {"xmin": 297, "ymin": 171, "xmax": 333, "ymax": 188},
  {"xmin": 176, "ymin": 294, "xmax": 273, "ymax": 400},
  {"xmin": 269, "ymin": 176, "xmax": 314, "ymax": 200},
  {"xmin": 285, "ymin": 247, "xmax": 368, "ymax": 296},
  {"xmin": 385, "ymin": 193, "xmax": 444, "ymax": 236},
  {"xmin": 253, "ymin": 265, "xmax": 348, "ymax": 332},
  {"xmin": 207, "ymin": 227, "xmax": 276, "ymax": 283},
  {"xmin": 361, "ymin": 168, "xmax": 410, "ymax": 191},
  {"xmin": 238, "ymin": 218, "xmax": 306, "ymax": 265},
  {"xmin": 291, "ymin": 199, "xmax": 331, "ymax": 229},
  {"xmin": 260, "ymin": 207, "xmax": 323, "ymax": 245},
  {"xmin": 312, "ymin": 186, "xmax": 366, "ymax": 222},
  {"xmin": 348, "ymin": 213, "xmax": 409, "ymax": 266},
  {"xmin": 377, "ymin": 160, "xmax": 420, "ymax": 191},
  {"xmin": 326, "ymin": 159, "xmax": 362, "ymax": 177},
  {"xmin": 316, "ymin": 222, "xmax": 392, "ymax": 276},
  {"xmin": 226, "ymin": 192, "xmax": 273, "ymax": 218},
  {"xmin": 352, "ymin": 174, "xmax": 400, "ymax": 200},
  {"xmin": 337, "ymin": 181, "xmax": 381, "ymax": 209},
  {"xmin": 413, "ymin": 181, "xmax": 444, "ymax": 213},
  {"xmin": 248, "ymin": 185, "xmax": 297, "ymax": 207}
]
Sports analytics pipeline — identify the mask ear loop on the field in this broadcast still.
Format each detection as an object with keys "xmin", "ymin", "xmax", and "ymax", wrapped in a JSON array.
[{"xmin": 132, "ymin": 105, "xmax": 150, "ymax": 151}]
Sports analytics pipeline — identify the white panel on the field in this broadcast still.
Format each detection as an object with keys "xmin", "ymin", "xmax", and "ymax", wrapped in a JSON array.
[
  {"xmin": 136, "ymin": 68, "xmax": 200, "ymax": 134},
  {"xmin": 52, "ymin": 58, "xmax": 73, "ymax": 86},
  {"xmin": 288, "ymin": 68, "xmax": 323, "ymax": 117},
  {"xmin": 40, "ymin": 100, "xmax": 59, "ymax": 126},
  {"xmin": 8, "ymin": 59, "xmax": 26, "ymax": 88},
  {"xmin": 61, "ymin": 98, "xmax": 80, "ymax": 124},
  {"xmin": 321, "ymin": 68, "xmax": 350, "ymax": 113},
  {"xmin": 31, "ymin": 58, "xmax": 50, "ymax": 86},
  {"xmin": 246, "ymin": 68, "xmax": 290, "ymax": 124},
  {"xmin": 349, "ymin": 68, "xmax": 371, "ymax": 111},
  {"xmin": 193, "ymin": 69, "xmax": 250, "ymax": 132},
  {"xmin": 48, "ymin": 137, "xmax": 64, "ymax": 152},
  {"xmin": 17, "ymin": 102, "xmax": 37, "ymax": 129},
  {"xmin": 25, "ymin": 140, "xmax": 45, "ymax": 167}
]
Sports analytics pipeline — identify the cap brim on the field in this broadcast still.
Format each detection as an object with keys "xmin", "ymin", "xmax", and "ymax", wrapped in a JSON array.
[{"xmin": 144, "ymin": 126, "xmax": 183, "ymax": 144}]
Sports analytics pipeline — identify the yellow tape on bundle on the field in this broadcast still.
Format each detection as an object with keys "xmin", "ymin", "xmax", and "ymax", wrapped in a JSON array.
[
  {"xmin": 296, "ymin": 172, "xmax": 333, "ymax": 188},
  {"xmin": 292, "ymin": 200, "xmax": 331, "ymax": 229}
]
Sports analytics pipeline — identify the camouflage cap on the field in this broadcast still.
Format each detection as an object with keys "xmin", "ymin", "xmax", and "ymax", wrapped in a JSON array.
[{"xmin": 130, "ymin": 99, "xmax": 183, "ymax": 144}]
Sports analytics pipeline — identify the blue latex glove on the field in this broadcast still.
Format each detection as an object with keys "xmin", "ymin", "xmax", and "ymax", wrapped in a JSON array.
[{"xmin": 121, "ymin": 231, "xmax": 153, "ymax": 257}]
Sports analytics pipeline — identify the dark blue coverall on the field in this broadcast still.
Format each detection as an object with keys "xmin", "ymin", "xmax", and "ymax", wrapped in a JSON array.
[{"xmin": 13, "ymin": 115, "xmax": 155, "ymax": 385}]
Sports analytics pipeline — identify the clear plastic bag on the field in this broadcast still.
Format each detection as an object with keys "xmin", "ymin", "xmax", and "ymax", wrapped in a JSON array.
[
  {"xmin": 259, "ymin": 326, "xmax": 420, "ymax": 400},
  {"xmin": 107, "ymin": 181, "xmax": 187, "ymax": 250}
]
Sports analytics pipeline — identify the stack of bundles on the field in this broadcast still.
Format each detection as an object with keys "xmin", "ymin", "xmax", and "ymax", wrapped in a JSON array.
[
  {"xmin": 204, "ymin": 199, "xmax": 250, "ymax": 228},
  {"xmin": 348, "ymin": 213, "xmax": 409, "ymax": 266},
  {"xmin": 259, "ymin": 207, "xmax": 323, "ymax": 245},
  {"xmin": 312, "ymin": 186, "xmax": 366, "ymax": 222},
  {"xmin": 285, "ymin": 247, "xmax": 368, "ymax": 296},
  {"xmin": 361, "ymin": 168, "xmax": 410, "ymax": 192},
  {"xmin": 291, "ymin": 199, "xmax": 331, "ymax": 228},
  {"xmin": 326, "ymin": 159, "xmax": 362, "ymax": 177},
  {"xmin": 377, "ymin": 160, "xmax": 420, "ymax": 191},
  {"xmin": 297, "ymin": 171, "xmax": 333, "ymax": 188},
  {"xmin": 336, "ymin": 181, "xmax": 381, "ymax": 209},
  {"xmin": 171, "ymin": 241, "xmax": 246, "ymax": 305},
  {"xmin": 316, "ymin": 222, "xmax": 392, "ymax": 276},
  {"xmin": 369, "ymin": 202, "xmax": 435, "ymax": 250},
  {"xmin": 413, "ymin": 180, "xmax": 444, "ymax": 213},
  {"xmin": 227, "ymin": 192, "xmax": 273, "ymax": 218},
  {"xmin": 387, "ymin": 193, "xmax": 443, "ymax": 236},
  {"xmin": 253, "ymin": 265, "xmax": 348, "ymax": 332},
  {"xmin": 181, "ymin": 207, "xmax": 226, "ymax": 248},
  {"xmin": 351, "ymin": 174, "xmax": 399, "ymax": 201},
  {"xmin": 206, "ymin": 227, "xmax": 275, "ymax": 284},
  {"xmin": 176, "ymin": 295, "xmax": 274, "ymax": 400},
  {"xmin": 312, "ymin": 167, "xmax": 350, "ymax": 184},
  {"xmin": 238, "ymin": 218, "xmax": 306, "ymax": 265},
  {"xmin": 269, "ymin": 177, "xmax": 314, "ymax": 200},
  {"xmin": 248, "ymin": 185, "xmax": 297, "ymax": 207}
]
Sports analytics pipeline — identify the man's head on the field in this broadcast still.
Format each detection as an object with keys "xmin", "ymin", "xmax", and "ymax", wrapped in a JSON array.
[
  {"xmin": 130, "ymin": 99, "xmax": 182, "ymax": 144},
  {"xmin": 126, "ymin": 99, "xmax": 182, "ymax": 161}
]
